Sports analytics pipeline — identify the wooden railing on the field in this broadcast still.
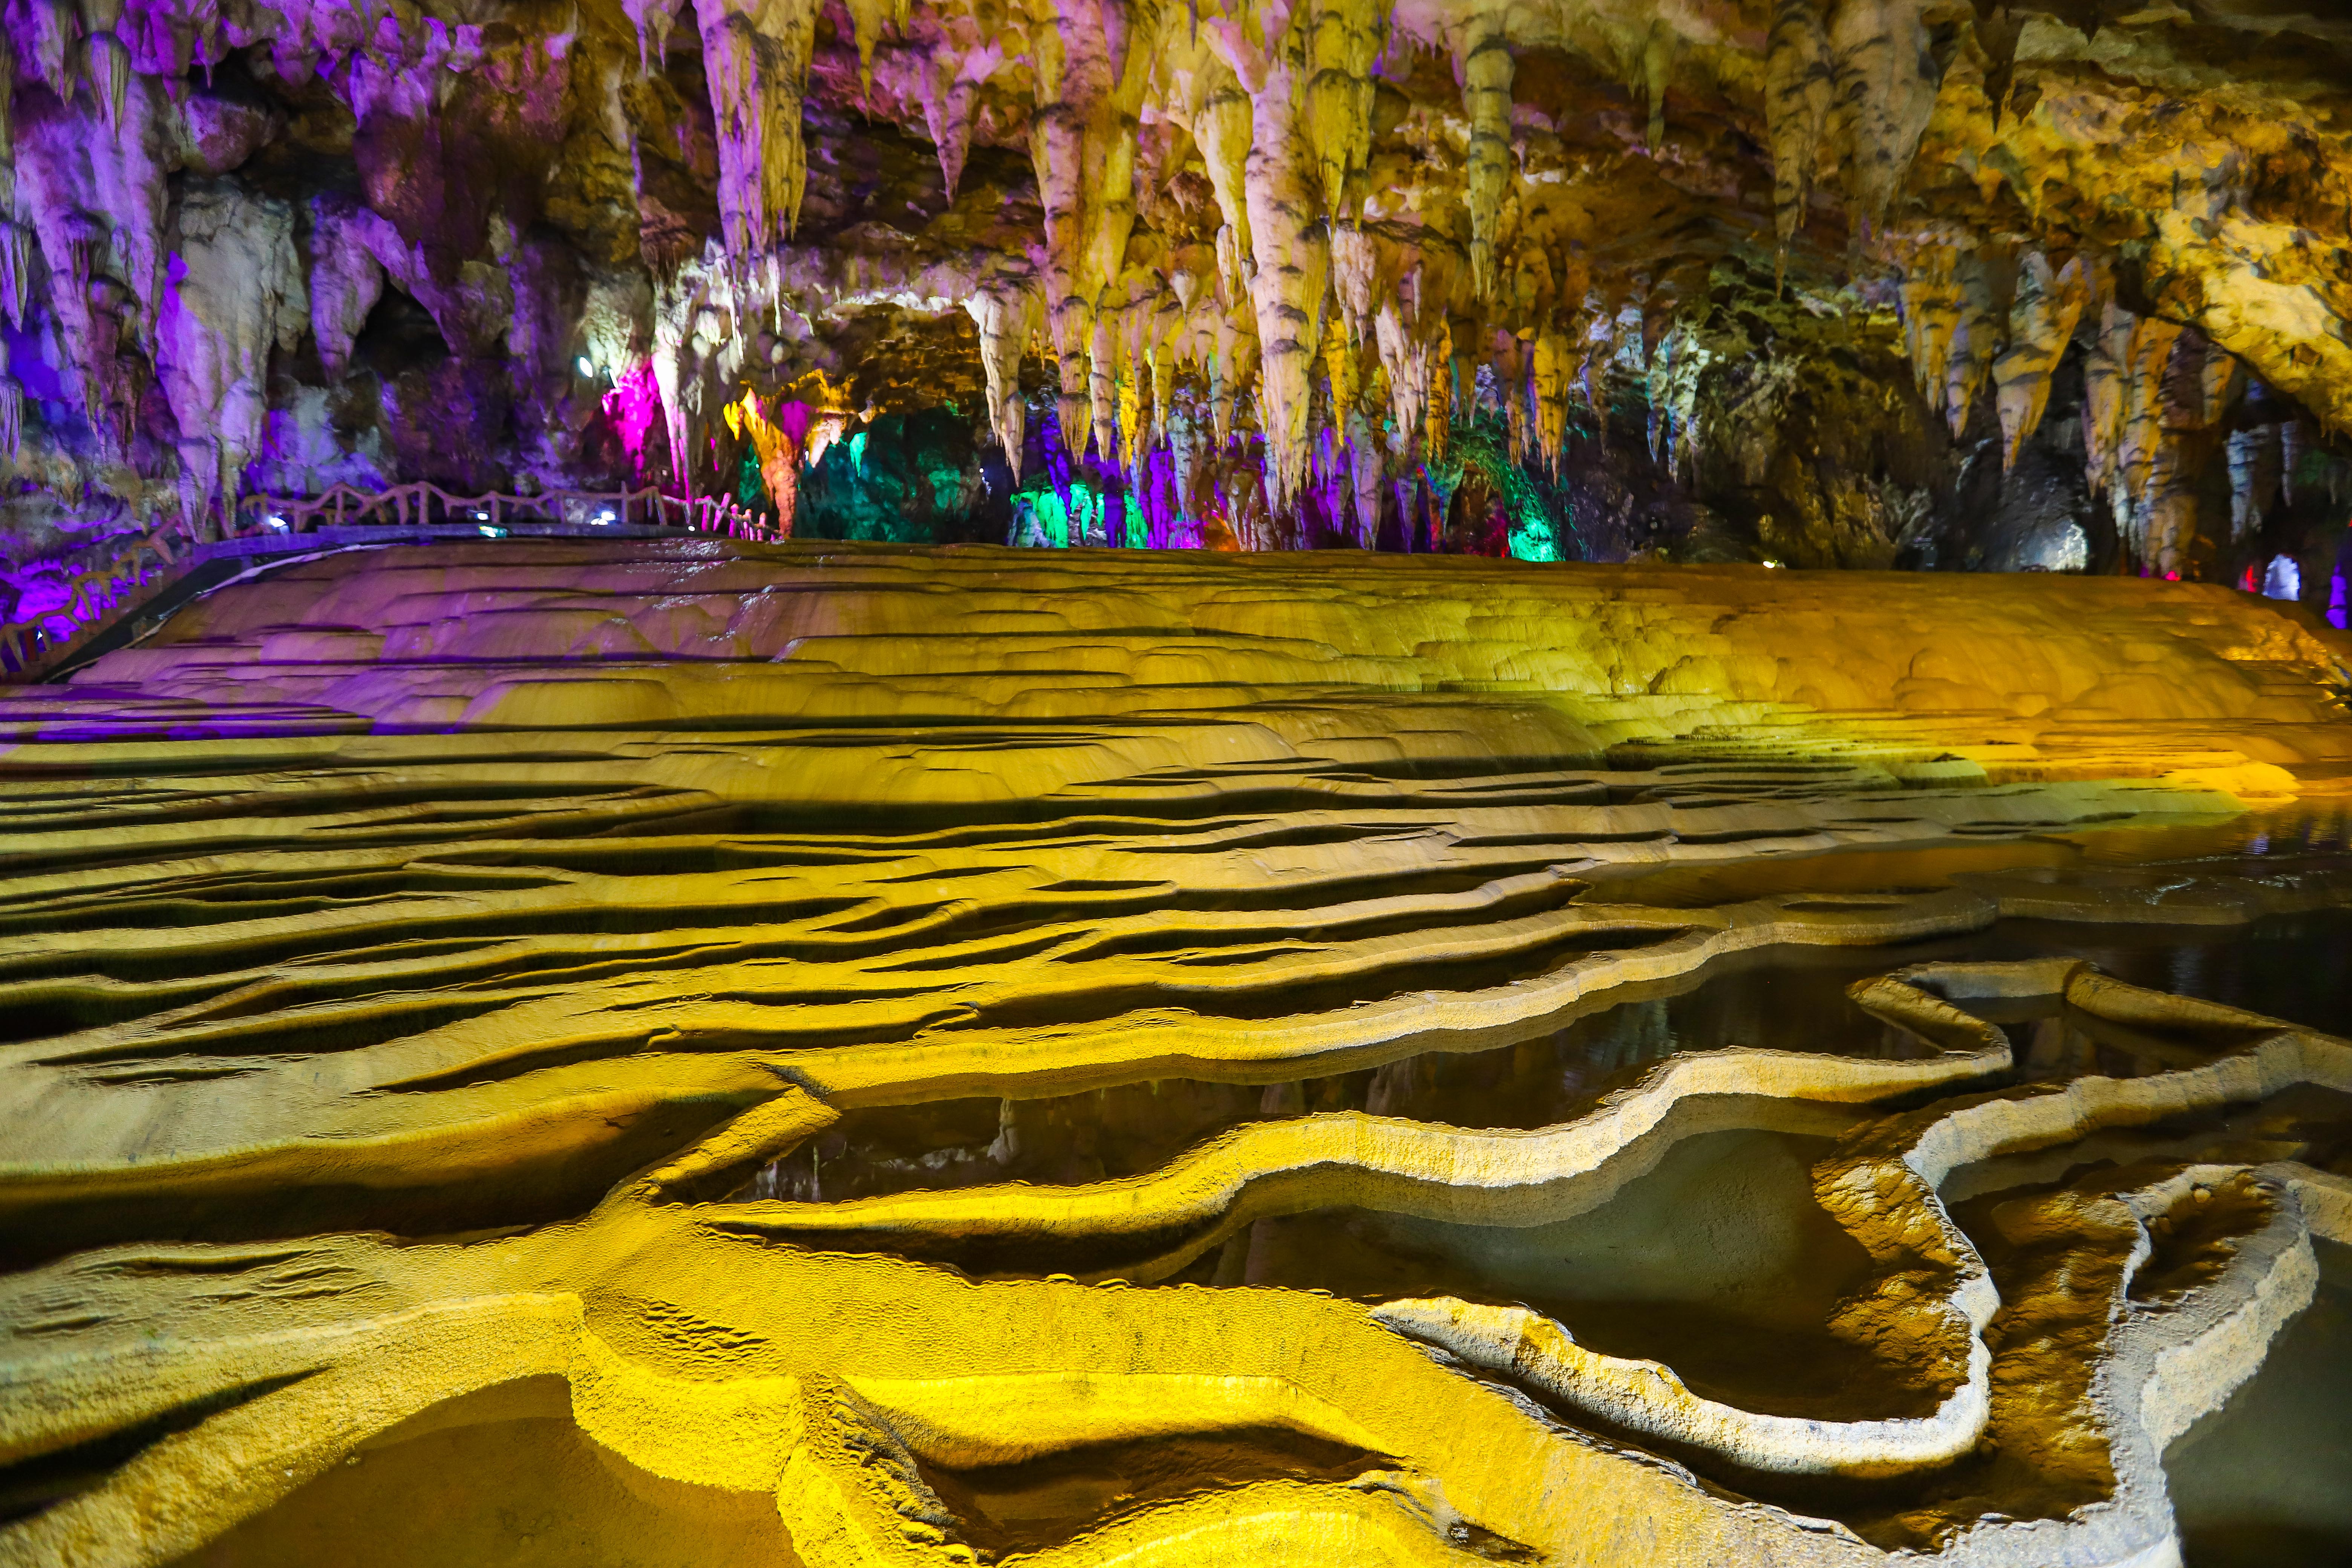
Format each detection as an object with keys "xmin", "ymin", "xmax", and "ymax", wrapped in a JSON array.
[
  {"xmin": 0, "ymin": 525, "xmax": 193, "ymax": 677},
  {"xmin": 3, "ymin": 482, "xmax": 778, "ymax": 681},
  {"xmin": 234, "ymin": 483, "xmax": 770, "ymax": 538}
]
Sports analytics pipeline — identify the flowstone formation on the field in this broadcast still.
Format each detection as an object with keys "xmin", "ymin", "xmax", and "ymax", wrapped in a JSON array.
[
  {"xmin": 2, "ymin": 540, "xmax": 2352, "ymax": 1565},
  {"xmin": 7, "ymin": 0, "xmax": 2352, "ymax": 649}
]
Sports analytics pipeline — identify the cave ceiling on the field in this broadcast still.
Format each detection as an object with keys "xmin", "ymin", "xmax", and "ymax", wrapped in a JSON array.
[{"xmin": 0, "ymin": 0, "xmax": 2342, "ymax": 576}]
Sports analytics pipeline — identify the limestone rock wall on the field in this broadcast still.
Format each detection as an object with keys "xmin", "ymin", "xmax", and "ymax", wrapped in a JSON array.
[{"xmin": 3, "ymin": 0, "xmax": 2352, "ymax": 634}]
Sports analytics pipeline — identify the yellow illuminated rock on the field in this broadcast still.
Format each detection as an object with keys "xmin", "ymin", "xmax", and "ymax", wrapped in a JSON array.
[{"xmin": 2, "ymin": 542, "xmax": 2350, "ymax": 1568}]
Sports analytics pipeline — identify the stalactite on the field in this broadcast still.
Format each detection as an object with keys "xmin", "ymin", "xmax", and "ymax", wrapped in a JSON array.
[
  {"xmin": 2180, "ymin": 330, "xmax": 2242, "ymax": 428},
  {"xmin": 1830, "ymin": 0, "xmax": 1935, "ymax": 222},
  {"xmin": 2227, "ymin": 425, "xmax": 2279, "ymax": 542},
  {"xmin": 1580, "ymin": 295, "xmax": 1614, "ymax": 421},
  {"xmin": 922, "ymin": 44, "xmax": 1001, "ymax": 199},
  {"xmin": 725, "ymin": 390, "xmax": 801, "ymax": 535},
  {"xmin": 16, "ymin": 71, "xmax": 165, "ymax": 451},
  {"xmin": 1205, "ymin": 23, "xmax": 1328, "ymax": 516},
  {"xmin": 653, "ymin": 294, "xmax": 693, "ymax": 501},
  {"xmin": 1992, "ymin": 251, "xmax": 2087, "ymax": 470},
  {"xmin": 1167, "ymin": 388, "xmax": 1202, "ymax": 519},
  {"xmin": 1496, "ymin": 334, "xmax": 1533, "ymax": 463},
  {"xmin": 1193, "ymin": 67, "xmax": 1255, "ymax": 304},
  {"xmin": 1089, "ymin": 308, "xmax": 1118, "ymax": 460},
  {"xmin": 1458, "ymin": 10, "xmax": 1513, "ymax": 301},
  {"xmin": 1149, "ymin": 333, "xmax": 1173, "ymax": 452},
  {"xmin": 1329, "ymin": 224, "xmax": 1374, "ymax": 346},
  {"xmin": 2116, "ymin": 315, "xmax": 2182, "ymax": 505},
  {"xmin": 80, "ymin": 0, "xmax": 126, "ymax": 136},
  {"xmin": 2282, "ymin": 417, "xmax": 2309, "ymax": 506},
  {"xmin": 622, "ymin": 0, "xmax": 676, "ymax": 74},
  {"xmin": 964, "ymin": 285, "xmax": 1032, "ymax": 476},
  {"xmin": 1940, "ymin": 249, "xmax": 1995, "ymax": 438},
  {"xmin": 308, "ymin": 198, "xmax": 389, "ymax": 380},
  {"xmin": 1303, "ymin": 0, "xmax": 1381, "ymax": 221},
  {"xmin": 1345, "ymin": 404, "xmax": 1381, "ymax": 545},
  {"xmin": 2081, "ymin": 302, "xmax": 2133, "ymax": 497},
  {"xmin": 1532, "ymin": 329, "xmax": 1570, "ymax": 471},
  {"xmin": 1210, "ymin": 299, "xmax": 1257, "ymax": 449},
  {"xmin": 845, "ymin": 0, "xmax": 889, "ymax": 93},
  {"xmin": 1896, "ymin": 240, "xmax": 1964, "ymax": 418},
  {"xmin": 692, "ymin": 0, "xmax": 815, "ymax": 254},
  {"xmin": 1639, "ymin": 20, "xmax": 1675, "ymax": 150},
  {"xmin": 1426, "ymin": 316, "xmax": 1453, "ymax": 463},
  {"xmin": 1765, "ymin": 0, "xmax": 1831, "ymax": 251},
  {"xmin": 155, "ymin": 183, "xmax": 303, "ymax": 540},
  {"xmin": 0, "ymin": 223, "xmax": 29, "ymax": 329},
  {"xmin": 1028, "ymin": 0, "xmax": 1123, "ymax": 461},
  {"xmin": 33, "ymin": 0, "xmax": 80, "ymax": 104},
  {"xmin": 1374, "ymin": 299, "xmax": 1429, "ymax": 464}
]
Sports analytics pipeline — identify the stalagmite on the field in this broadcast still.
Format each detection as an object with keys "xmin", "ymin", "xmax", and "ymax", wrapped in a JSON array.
[
  {"xmin": 2141, "ymin": 435, "xmax": 2196, "ymax": 577},
  {"xmin": 1765, "ymin": 0, "xmax": 1831, "ymax": 248},
  {"xmin": 692, "ymin": 0, "xmax": 815, "ymax": 252},
  {"xmin": 1993, "ymin": 251, "xmax": 2087, "ymax": 470},
  {"xmin": 1458, "ymin": 9, "xmax": 1514, "ymax": 300}
]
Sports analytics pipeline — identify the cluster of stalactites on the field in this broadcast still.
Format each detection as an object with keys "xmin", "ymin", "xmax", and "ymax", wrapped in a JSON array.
[
  {"xmin": 985, "ymin": 249, "xmax": 1643, "ymax": 548},
  {"xmin": 687, "ymin": 0, "xmax": 818, "ymax": 254},
  {"xmin": 1892, "ymin": 233, "xmax": 2273, "ymax": 577},
  {"xmin": 1764, "ymin": 0, "xmax": 1941, "ymax": 253}
]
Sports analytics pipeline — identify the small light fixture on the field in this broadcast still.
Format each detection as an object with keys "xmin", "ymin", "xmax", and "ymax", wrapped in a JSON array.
[
  {"xmin": 1761, "ymin": 558, "xmax": 1784, "ymax": 568},
  {"xmin": 473, "ymin": 510, "xmax": 489, "ymax": 521},
  {"xmin": 478, "ymin": 524, "xmax": 508, "ymax": 538},
  {"xmin": 576, "ymin": 355, "xmax": 595, "ymax": 377},
  {"xmin": 593, "ymin": 510, "xmax": 615, "ymax": 525},
  {"xmin": 263, "ymin": 514, "xmax": 288, "ymax": 530}
]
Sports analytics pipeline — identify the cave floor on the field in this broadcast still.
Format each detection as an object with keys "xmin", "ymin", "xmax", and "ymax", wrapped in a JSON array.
[{"xmin": 1, "ymin": 542, "xmax": 2349, "ymax": 1568}]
